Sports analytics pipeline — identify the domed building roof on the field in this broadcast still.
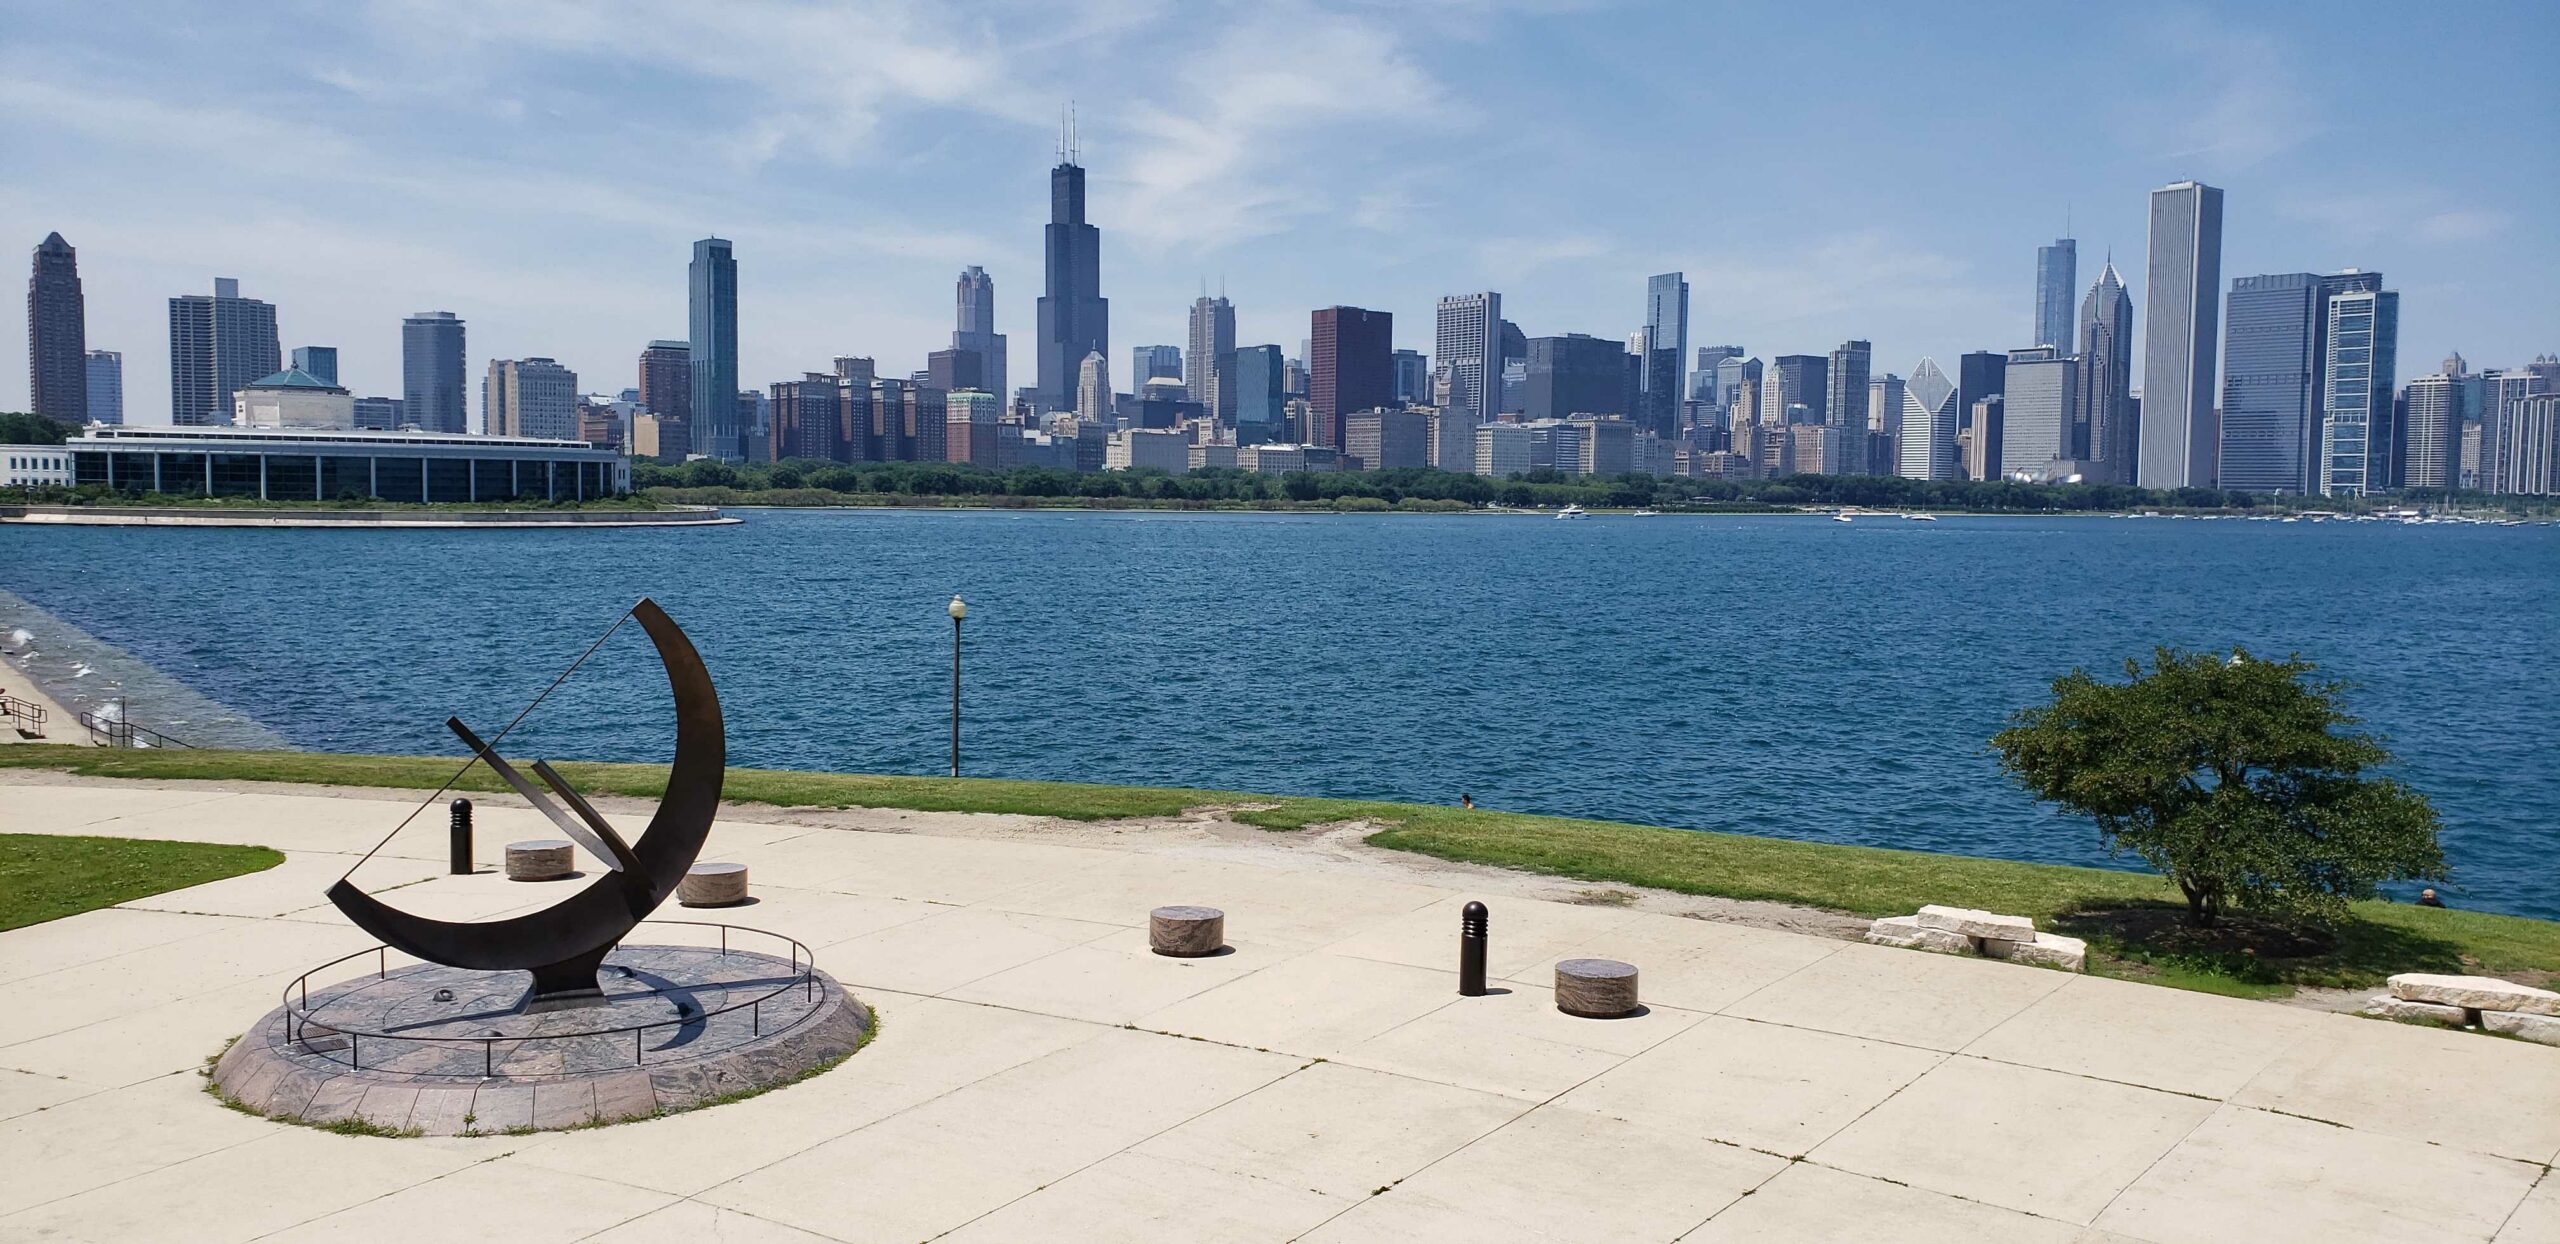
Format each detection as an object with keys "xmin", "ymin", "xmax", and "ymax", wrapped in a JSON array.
[{"xmin": 243, "ymin": 367, "xmax": 349, "ymax": 393}]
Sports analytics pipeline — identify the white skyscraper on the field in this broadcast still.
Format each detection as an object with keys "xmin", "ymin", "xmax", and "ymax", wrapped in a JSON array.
[
  {"xmin": 1185, "ymin": 294, "xmax": 1235, "ymax": 419},
  {"xmin": 1434, "ymin": 292, "xmax": 1501, "ymax": 428},
  {"xmin": 2138, "ymin": 180, "xmax": 2225, "ymax": 489},
  {"xmin": 1076, "ymin": 351, "xmax": 1111, "ymax": 427},
  {"xmin": 1898, "ymin": 358, "xmax": 1958, "ymax": 480}
]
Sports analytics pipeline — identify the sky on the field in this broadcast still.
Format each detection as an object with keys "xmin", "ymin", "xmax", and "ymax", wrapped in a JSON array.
[{"xmin": 5, "ymin": 0, "xmax": 2556, "ymax": 423}]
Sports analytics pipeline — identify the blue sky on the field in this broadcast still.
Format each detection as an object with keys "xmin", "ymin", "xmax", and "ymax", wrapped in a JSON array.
[{"xmin": 5, "ymin": 0, "xmax": 2554, "ymax": 420}]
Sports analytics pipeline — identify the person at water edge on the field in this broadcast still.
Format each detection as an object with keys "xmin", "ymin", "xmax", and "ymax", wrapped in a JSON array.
[
  {"xmin": 2418, "ymin": 888, "xmax": 2447, "ymax": 908},
  {"xmin": 1459, "ymin": 792, "xmax": 1474, "ymax": 809}
]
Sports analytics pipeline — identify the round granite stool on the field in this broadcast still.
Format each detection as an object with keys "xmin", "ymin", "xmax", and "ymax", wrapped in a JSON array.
[
  {"xmin": 1555, "ymin": 958, "xmax": 1640, "ymax": 1018},
  {"xmin": 504, "ymin": 839, "xmax": 575, "ymax": 881},
  {"xmin": 679, "ymin": 862, "xmax": 750, "ymax": 907},
  {"xmin": 1150, "ymin": 906, "xmax": 1226, "ymax": 957}
]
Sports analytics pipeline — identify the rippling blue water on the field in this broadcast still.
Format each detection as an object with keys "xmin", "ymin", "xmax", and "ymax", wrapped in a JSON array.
[{"xmin": 6, "ymin": 510, "xmax": 2555, "ymax": 917}]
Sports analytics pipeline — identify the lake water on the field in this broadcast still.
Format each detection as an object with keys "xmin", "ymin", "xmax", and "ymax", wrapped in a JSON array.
[{"xmin": 6, "ymin": 509, "xmax": 2555, "ymax": 918}]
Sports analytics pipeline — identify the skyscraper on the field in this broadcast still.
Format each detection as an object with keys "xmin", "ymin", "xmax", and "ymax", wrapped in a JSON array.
[
  {"xmin": 2034, "ymin": 237, "xmax": 2077, "ymax": 351},
  {"xmin": 2218, "ymin": 273, "xmax": 2322, "ymax": 494},
  {"xmin": 2002, "ymin": 346, "xmax": 2080, "ymax": 479},
  {"xmin": 2319, "ymin": 277, "xmax": 2397, "ymax": 496},
  {"xmin": 1899, "ymin": 358, "xmax": 1958, "ymax": 480},
  {"xmin": 2400, "ymin": 371, "xmax": 2462, "ymax": 492},
  {"xmin": 28, "ymin": 233, "xmax": 86, "ymax": 425},
  {"xmin": 84, "ymin": 349, "xmax": 122, "ymax": 426},
  {"xmin": 290, "ymin": 346, "xmax": 339, "ymax": 386},
  {"xmin": 403, "ymin": 312, "xmax": 467, "ymax": 434},
  {"xmin": 1525, "ymin": 334, "xmax": 1635, "ymax": 422},
  {"xmin": 1186, "ymin": 294, "xmax": 1235, "ymax": 419},
  {"xmin": 1076, "ymin": 351, "xmax": 1111, "ymax": 426},
  {"xmin": 1766, "ymin": 355, "xmax": 1827, "ymax": 426},
  {"xmin": 1642, "ymin": 273, "xmax": 1689, "ymax": 438},
  {"xmin": 1132, "ymin": 344, "xmax": 1182, "ymax": 390},
  {"xmin": 1957, "ymin": 350, "xmax": 2007, "ymax": 434},
  {"xmin": 2078, "ymin": 260, "xmax": 2135, "ymax": 482},
  {"xmin": 688, "ymin": 237, "xmax": 739, "ymax": 459},
  {"xmin": 2138, "ymin": 180, "xmax": 2225, "ymax": 489},
  {"xmin": 1309, "ymin": 306, "xmax": 1392, "ymax": 450},
  {"xmin": 638, "ymin": 340, "xmax": 691, "ymax": 423},
  {"xmin": 1868, "ymin": 373, "xmax": 1904, "ymax": 475},
  {"xmin": 951, "ymin": 266, "xmax": 1006, "ymax": 402},
  {"xmin": 1391, "ymin": 349, "xmax": 1428, "ymax": 405},
  {"xmin": 1036, "ymin": 138, "xmax": 1108, "ymax": 413},
  {"xmin": 1233, "ymin": 345, "xmax": 1284, "ymax": 444},
  {"xmin": 170, "ymin": 278, "xmax": 280, "ymax": 427},
  {"xmin": 1691, "ymin": 345, "xmax": 1744, "ymax": 403},
  {"xmin": 483, "ymin": 357, "xmax": 579, "ymax": 440},
  {"xmin": 1434, "ymin": 292, "xmax": 1501, "ymax": 428}
]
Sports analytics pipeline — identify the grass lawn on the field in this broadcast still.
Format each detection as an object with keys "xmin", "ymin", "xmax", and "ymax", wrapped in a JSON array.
[
  {"xmin": 5, "ymin": 744, "xmax": 2553, "ymax": 998},
  {"xmin": 0, "ymin": 832, "xmax": 283, "ymax": 931}
]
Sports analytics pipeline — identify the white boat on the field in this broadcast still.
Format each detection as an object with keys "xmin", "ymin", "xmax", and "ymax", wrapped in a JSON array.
[
  {"xmin": 1556, "ymin": 505, "xmax": 1588, "ymax": 520},
  {"xmin": 1832, "ymin": 512, "xmax": 1854, "ymax": 523},
  {"xmin": 1631, "ymin": 509, "xmax": 1661, "ymax": 517},
  {"xmin": 1904, "ymin": 512, "xmax": 1937, "ymax": 522}
]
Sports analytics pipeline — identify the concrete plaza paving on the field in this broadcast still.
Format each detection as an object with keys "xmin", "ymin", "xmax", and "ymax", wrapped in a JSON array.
[{"xmin": 1, "ymin": 772, "xmax": 2554, "ymax": 1242}]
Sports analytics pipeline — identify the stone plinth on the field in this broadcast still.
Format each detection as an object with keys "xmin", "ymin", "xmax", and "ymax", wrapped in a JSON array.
[
  {"xmin": 1980, "ymin": 931, "xmax": 2090, "ymax": 972},
  {"xmin": 210, "ymin": 944, "xmax": 869, "ymax": 1136},
  {"xmin": 1556, "ymin": 958, "xmax": 1640, "ymax": 1018},
  {"xmin": 2361, "ymin": 995, "xmax": 2469, "ymax": 1027},
  {"xmin": 1150, "ymin": 906, "xmax": 1225, "ymax": 957},
  {"xmin": 2481, "ymin": 1011, "xmax": 2560, "ymax": 1047},
  {"xmin": 504, "ymin": 839, "xmax": 574, "ymax": 881},
  {"xmin": 680, "ymin": 862, "xmax": 750, "ymax": 907}
]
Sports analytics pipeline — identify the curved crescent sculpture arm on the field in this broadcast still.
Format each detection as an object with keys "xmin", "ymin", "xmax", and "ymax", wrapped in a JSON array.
[{"xmin": 325, "ymin": 598, "xmax": 726, "ymax": 985}]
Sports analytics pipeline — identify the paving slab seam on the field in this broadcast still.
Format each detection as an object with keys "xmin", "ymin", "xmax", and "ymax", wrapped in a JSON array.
[
  {"xmin": 1946, "ymin": 1049, "xmax": 2228, "ymax": 1104},
  {"xmin": 2490, "ymin": 1165, "xmax": 2557, "ymax": 1243},
  {"xmin": 0, "ymin": 1086, "xmax": 287, "ymax": 1220},
  {"xmin": 1286, "ymin": 1009, "xmax": 1809, "ymax": 1240},
  {"xmin": 916, "ymin": 1054, "xmax": 1320, "ymax": 1241},
  {"xmin": 669, "ymin": 997, "xmax": 1129, "ymax": 1199},
  {"xmin": 2080, "ymin": 1098, "xmax": 2247, "ymax": 1231}
]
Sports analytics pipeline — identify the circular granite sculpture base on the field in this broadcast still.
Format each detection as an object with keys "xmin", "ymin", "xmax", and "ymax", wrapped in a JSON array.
[{"xmin": 210, "ymin": 944, "xmax": 869, "ymax": 1136}]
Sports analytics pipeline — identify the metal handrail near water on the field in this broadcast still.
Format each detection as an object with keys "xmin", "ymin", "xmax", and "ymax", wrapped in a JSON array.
[
  {"xmin": 278, "ymin": 920, "xmax": 819, "ymax": 1077},
  {"xmin": 77, "ymin": 708, "xmax": 193, "ymax": 748}
]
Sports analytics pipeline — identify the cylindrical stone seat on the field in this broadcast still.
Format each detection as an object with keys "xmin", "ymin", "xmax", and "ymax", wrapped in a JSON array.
[
  {"xmin": 679, "ymin": 862, "xmax": 750, "ymax": 907},
  {"xmin": 504, "ymin": 839, "xmax": 575, "ymax": 881},
  {"xmin": 1555, "ymin": 958, "xmax": 1640, "ymax": 1018},
  {"xmin": 1150, "ymin": 905, "xmax": 1226, "ymax": 957}
]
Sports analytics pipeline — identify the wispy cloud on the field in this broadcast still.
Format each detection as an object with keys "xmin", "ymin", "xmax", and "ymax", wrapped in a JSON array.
[
  {"xmin": 2118, "ymin": 10, "xmax": 2319, "ymax": 173},
  {"xmin": 1103, "ymin": 5, "xmax": 1454, "ymax": 253}
]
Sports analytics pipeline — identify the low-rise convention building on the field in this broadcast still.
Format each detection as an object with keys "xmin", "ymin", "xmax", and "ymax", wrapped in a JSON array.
[
  {"xmin": 5, "ymin": 446, "xmax": 76, "ymax": 488},
  {"xmin": 65, "ymin": 425, "xmax": 629, "ymax": 502}
]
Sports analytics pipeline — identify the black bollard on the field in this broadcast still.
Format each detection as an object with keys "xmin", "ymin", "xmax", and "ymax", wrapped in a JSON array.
[
  {"xmin": 448, "ymin": 798, "xmax": 474, "ymax": 875},
  {"xmin": 1459, "ymin": 900, "xmax": 1489, "ymax": 996}
]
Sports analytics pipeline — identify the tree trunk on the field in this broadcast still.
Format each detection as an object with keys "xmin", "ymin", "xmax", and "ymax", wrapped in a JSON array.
[{"xmin": 2178, "ymin": 878, "xmax": 2219, "ymax": 928}]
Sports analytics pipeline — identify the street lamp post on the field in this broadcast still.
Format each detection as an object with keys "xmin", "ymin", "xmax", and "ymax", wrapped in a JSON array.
[{"xmin": 947, "ymin": 595, "xmax": 967, "ymax": 777}]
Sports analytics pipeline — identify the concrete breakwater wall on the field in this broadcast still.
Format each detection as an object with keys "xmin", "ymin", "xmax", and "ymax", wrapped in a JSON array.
[
  {"xmin": 0, "ymin": 504, "xmax": 733, "ymax": 528},
  {"xmin": 0, "ymin": 589, "xmax": 290, "ymax": 750}
]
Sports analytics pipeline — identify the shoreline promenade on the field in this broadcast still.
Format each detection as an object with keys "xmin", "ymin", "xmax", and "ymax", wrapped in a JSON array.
[{"xmin": 2, "ymin": 770, "xmax": 2553, "ymax": 1241}]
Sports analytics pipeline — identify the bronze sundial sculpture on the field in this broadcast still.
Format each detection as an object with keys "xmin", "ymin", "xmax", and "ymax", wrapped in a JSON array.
[{"xmin": 324, "ymin": 598, "xmax": 725, "ymax": 1010}]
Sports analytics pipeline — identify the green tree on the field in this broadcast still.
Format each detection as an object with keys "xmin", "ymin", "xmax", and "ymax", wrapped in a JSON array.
[
  {"xmin": 0, "ymin": 412, "xmax": 72, "ymax": 444},
  {"xmin": 1992, "ymin": 648, "xmax": 2445, "ymax": 927}
]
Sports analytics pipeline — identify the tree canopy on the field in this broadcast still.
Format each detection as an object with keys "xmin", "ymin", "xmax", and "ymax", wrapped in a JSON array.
[{"xmin": 1991, "ymin": 648, "xmax": 2445, "ymax": 927}]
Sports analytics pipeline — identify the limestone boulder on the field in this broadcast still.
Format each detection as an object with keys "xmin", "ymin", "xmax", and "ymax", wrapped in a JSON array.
[
  {"xmin": 2360, "ymin": 995, "xmax": 2469, "ymax": 1027},
  {"xmin": 2481, "ymin": 1010, "xmax": 2560, "ymax": 1048},
  {"xmin": 1979, "ymin": 931, "xmax": 2089, "ymax": 972},
  {"xmin": 2386, "ymin": 973, "xmax": 2560, "ymax": 1017},
  {"xmin": 1915, "ymin": 905, "xmax": 2036, "ymax": 944},
  {"xmin": 1865, "ymin": 915, "xmax": 1971, "ymax": 954}
]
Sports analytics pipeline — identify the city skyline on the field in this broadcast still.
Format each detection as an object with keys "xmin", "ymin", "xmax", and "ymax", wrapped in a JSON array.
[{"xmin": 2, "ymin": 2, "xmax": 2551, "ymax": 420}]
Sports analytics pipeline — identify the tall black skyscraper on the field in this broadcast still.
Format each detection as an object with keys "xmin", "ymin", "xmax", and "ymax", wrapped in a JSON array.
[
  {"xmin": 1035, "ymin": 125, "xmax": 1107, "ymax": 413},
  {"xmin": 28, "ymin": 233, "xmax": 87, "ymax": 425},
  {"xmin": 689, "ymin": 238, "xmax": 739, "ymax": 460}
]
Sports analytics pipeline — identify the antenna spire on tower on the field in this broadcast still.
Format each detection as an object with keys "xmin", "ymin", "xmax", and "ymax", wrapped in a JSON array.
[{"xmin": 1068, "ymin": 101, "xmax": 1080, "ymax": 163}]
